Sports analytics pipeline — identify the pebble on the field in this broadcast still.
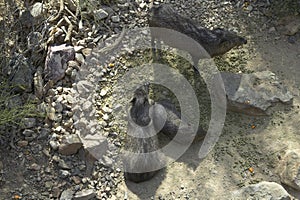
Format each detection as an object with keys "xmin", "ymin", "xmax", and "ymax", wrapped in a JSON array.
[
  {"xmin": 58, "ymin": 159, "xmax": 72, "ymax": 170},
  {"xmin": 23, "ymin": 129, "xmax": 34, "ymax": 137},
  {"xmin": 60, "ymin": 189, "xmax": 74, "ymax": 200},
  {"xmin": 17, "ymin": 140, "xmax": 29, "ymax": 147},
  {"xmin": 74, "ymin": 189, "xmax": 96, "ymax": 200},
  {"xmin": 22, "ymin": 118, "xmax": 37, "ymax": 129},
  {"xmin": 75, "ymin": 53, "xmax": 85, "ymax": 64},
  {"xmin": 49, "ymin": 140, "xmax": 60, "ymax": 151},
  {"xmin": 111, "ymin": 15, "xmax": 120, "ymax": 23},
  {"xmin": 29, "ymin": 163, "xmax": 41, "ymax": 171},
  {"xmin": 94, "ymin": 9, "xmax": 109, "ymax": 20},
  {"xmin": 60, "ymin": 170, "xmax": 71, "ymax": 178},
  {"xmin": 100, "ymin": 88, "xmax": 109, "ymax": 96}
]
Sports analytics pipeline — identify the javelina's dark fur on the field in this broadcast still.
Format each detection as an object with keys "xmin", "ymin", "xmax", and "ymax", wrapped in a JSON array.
[
  {"xmin": 149, "ymin": 4, "xmax": 247, "ymax": 66},
  {"xmin": 123, "ymin": 84, "xmax": 162, "ymax": 183}
]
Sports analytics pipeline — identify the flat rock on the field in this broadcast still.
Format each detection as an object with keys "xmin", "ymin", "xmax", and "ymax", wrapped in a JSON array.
[
  {"xmin": 58, "ymin": 134, "xmax": 83, "ymax": 155},
  {"xmin": 60, "ymin": 189, "xmax": 74, "ymax": 200},
  {"xmin": 278, "ymin": 15, "xmax": 300, "ymax": 36},
  {"xmin": 44, "ymin": 44, "xmax": 75, "ymax": 85},
  {"xmin": 74, "ymin": 189, "xmax": 96, "ymax": 200},
  {"xmin": 81, "ymin": 133, "xmax": 108, "ymax": 161},
  {"xmin": 277, "ymin": 149, "xmax": 300, "ymax": 191},
  {"xmin": 9, "ymin": 54, "xmax": 33, "ymax": 92},
  {"xmin": 231, "ymin": 181, "xmax": 291, "ymax": 200},
  {"xmin": 221, "ymin": 71, "xmax": 293, "ymax": 116},
  {"xmin": 93, "ymin": 9, "xmax": 109, "ymax": 20}
]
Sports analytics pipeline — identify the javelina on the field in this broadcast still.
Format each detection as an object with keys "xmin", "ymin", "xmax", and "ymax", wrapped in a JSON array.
[
  {"xmin": 149, "ymin": 4, "xmax": 247, "ymax": 70},
  {"xmin": 123, "ymin": 84, "xmax": 162, "ymax": 183}
]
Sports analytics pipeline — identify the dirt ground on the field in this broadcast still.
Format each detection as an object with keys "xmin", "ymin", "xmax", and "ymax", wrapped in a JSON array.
[
  {"xmin": 114, "ymin": 5, "xmax": 300, "ymax": 200},
  {"xmin": 0, "ymin": 1, "xmax": 300, "ymax": 199}
]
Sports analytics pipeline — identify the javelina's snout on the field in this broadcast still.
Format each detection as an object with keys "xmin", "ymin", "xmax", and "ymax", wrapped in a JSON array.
[
  {"xmin": 208, "ymin": 28, "xmax": 247, "ymax": 57},
  {"xmin": 149, "ymin": 4, "xmax": 247, "ymax": 59}
]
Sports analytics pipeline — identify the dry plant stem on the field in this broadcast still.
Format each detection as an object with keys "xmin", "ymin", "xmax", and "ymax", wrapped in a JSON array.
[
  {"xmin": 65, "ymin": 6, "xmax": 77, "ymax": 19},
  {"xmin": 63, "ymin": 16, "xmax": 73, "ymax": 42},
  {"xmin": 97, "ymin": 28, "xmax": 126, "ymax": 54},
  {"xmin": 49, "ymin": 0, "xmax": 64, "ymax": 22}
]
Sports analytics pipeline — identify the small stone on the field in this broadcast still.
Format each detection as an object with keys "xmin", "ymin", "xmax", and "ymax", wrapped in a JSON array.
[
  {"xmin": 60, "ymin": 170, "xmax": 71, "ymax": 178},
  {"xmin": 23, "ymin": 129, "xmax": 34, "ymax": 137},
  {"xmin": 74, "ymin": 189, "xmax": 96, "ymax": 200},
  {"xmin": 17, "ymin": 140, "xmax": 29, "ymax": 147},
  {"xmin": 102, "ymin": 106, "xmax": 112, "ymax": 113},
  {"xmin": 29, "ymin": 163, "xmax": 41, "ymax": 171},
  {"xmin": 22, "ymin": 118, "xmax": 36, "ymax": 129},
  {"xmin": 100, "ymin": 88, "xmax": 109, "ymax": 97},
  {"xmin": 52, "ymin": 187, "xmax": 61, "ymax": 198},
  {"xmin": 30, "ymin": 2, "xmax": 43, "ymax": 18},
  {"xmin": 111, "ymin": 15, "xmax": 120, "ymax": 23},
  {"xmin": 37, "ymin": 128, "xmax": 50, "ymax": 140},
  {"xmin": 75, "ymin": 53, "xmax": 85, "ymax": 64},
  {"xmin": 102, "ymin": 113, "xmax": 110, "ymax": 121},
  {"xmin": 268, "ymin": 27, "xmax": 276, "ymax": 33},
  {"xmin": 74, "ymin": 46, "xmax": 85, "ymax": 52},
  {"xmin": 49, "ymin": 140, "xmax": 60, "ymax": 151},
  {"xmin": 58, "ymin": 134, "xmax": 83, "ymax": 155},
  {"xmin": 53, "ymin": 102, "xmax": 64, "ymax": 113},
  {"xmin": 47, "ymin": 107, "xmax": 57, "ymax": 121},
  {"xmin": 82, "ymin": 48, "xmax": 92, "ymax": 57},
  {"xmin": 58, "ymin": 159, "xmax": 71, "ymax": 170},
  {"xmin": 288, "ymin": 36, "xmax": 296, "ymax": 44},
  {"xmin": 71, "ymin": 176, "xmax": 81, "ymax": 184},
  {"xmin": 60, "ymin": 189, "xmax": 74, "ymax": 200},
  {"xmin": 94, "ymin": 9, "xmax": 108, "ymax": 20}
]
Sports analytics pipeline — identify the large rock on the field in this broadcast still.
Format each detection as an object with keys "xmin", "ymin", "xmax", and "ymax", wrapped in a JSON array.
[
  {"xmin": 221, "ymin": 71, "xmax": 293, "ymax": 116},
  {"xmin": 58, "ymin": 134, "xmax": 83, "ymax": 155},
  {"xmin": 9, "ymin": 54, "xmax": 33, "ymax": 92},
  {"xmin": 277, "ymin": 149, "xmax": 300, "ymax": 191},
  {"xmin": 231, "ymin": 181, "xmax": 291, "ymax": 200},
  {"xmin": 44, "ymin": 44, "xmax": 75, "ymax": 90},
  {"xmin": 81, "ymin": 133, "xmax": 108, "ymax": 161}
]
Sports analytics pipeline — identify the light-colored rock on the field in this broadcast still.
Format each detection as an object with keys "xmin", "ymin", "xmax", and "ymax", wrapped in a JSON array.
[
  {"xmin": 74, "ymin": 189, "xmax": 96, "ymax": 200},
  {"xmin": 111, "ymin": 15, "xmax": 120, "ymax": 23},
  {"xmin": 34, "ymin": 66, "xmax": 44, "ymax": 99},
  {"xmin": 277, "ymin": 149, "xmax": 300, "ymax": 191},
  {"xmin": 44, "ymin": 44, "xmax": 75, "ymax": 84},
  {"xmin": 231, "ymin": 181, "xmax": 291, "ymax": 200},
  {"xmin": 60, "ymin": 189, "xmax": 74, "ymax": 200},
  {"xmin": 82, "ymin": 133, "xmax": 108, "ymax": 161},
  {"xmin": 30, "ymin": 2, "xmax": 44, "ymax": 18},
  {"xmin": 221, "ymin": 71, "xmax": 293, "ymax": 116},
  {"xmin": 93, "ymin": 9, "xmax": 108, "ymax": 20},
  {"xmin": 58, "ymin": 134, "xmax": 83, "ymax": 155}
]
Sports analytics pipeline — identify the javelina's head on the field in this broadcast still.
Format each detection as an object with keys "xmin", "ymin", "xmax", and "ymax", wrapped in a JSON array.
[
  {"xmin": 131, "ymin": 83, "xmax": 150, "ymax": 106},
  {"xmin": 210, "ymin": 28, "xmax": 247, "ymax": 57},
  {"xmin": 130, "ymin": 83, "xmax": 151, "ymax": 126}
]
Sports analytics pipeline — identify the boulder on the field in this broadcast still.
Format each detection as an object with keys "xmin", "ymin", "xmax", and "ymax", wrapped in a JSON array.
[
  {"xmin": 221, "ymin": 71, "xmax": 293, "ymax": 116},
  {"xmin": 277, "ymin": 149, "xmax": 300, "ymax": 191},
  {"xmin": 58, "ymin": 134, "xmax": 83, "ymax": 155},
  {"xmin": 231, "ymin": 181, "xmax": 291, "ymax": 200}
]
